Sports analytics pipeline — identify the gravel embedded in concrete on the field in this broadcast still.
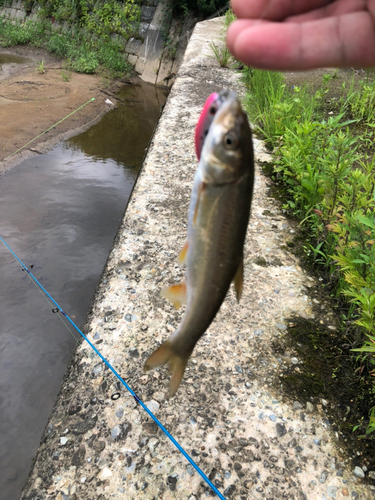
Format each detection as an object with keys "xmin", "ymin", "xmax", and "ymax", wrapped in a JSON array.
[{"xmin": 20, "ymin": 17, "xmax": 373, "ymax": 500}]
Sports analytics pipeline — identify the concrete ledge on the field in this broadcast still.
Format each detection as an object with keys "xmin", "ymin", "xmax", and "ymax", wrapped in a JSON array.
[{"xmin": 21, "ymin": 17, "xmax": 371, "ymax": 500}]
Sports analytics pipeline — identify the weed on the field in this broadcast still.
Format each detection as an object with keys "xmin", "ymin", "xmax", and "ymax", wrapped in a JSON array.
[
  {"xmin": 36, "ymin": 59, "xmax": 45, "ymax": 74},
  {"xmin": 0, "ymin": 18, "xmax": 132, "ymax": 78},
  {"xmin": 209, "ymin": 41, "xmax": 234, "ymax": 68},
  {"xmin": 242, "ymin": 66, "xmax": 375, "ymax": 435}
]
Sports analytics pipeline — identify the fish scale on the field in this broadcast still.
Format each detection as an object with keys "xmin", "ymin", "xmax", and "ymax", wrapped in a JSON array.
[{"xmin": 144, "ymin": 91, "xmax": 254, "ymax": 397}]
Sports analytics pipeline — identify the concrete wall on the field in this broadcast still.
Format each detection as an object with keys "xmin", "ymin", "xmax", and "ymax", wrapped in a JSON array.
[
  {"xmin": 0, "ymin": 0, "xmax": 196, "ymax": 87},
  {"xmin": 19, "ymin": 16, "xmax": 373, "ymax": 500}
]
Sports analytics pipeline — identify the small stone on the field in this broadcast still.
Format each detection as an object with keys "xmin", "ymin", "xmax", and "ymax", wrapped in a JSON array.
[
  {"xmin": 111, "ymin": 425, "xmax": 123, "ymax": 440},
  {"xmin": 295, "ymin": 446, "xmax": 303, "ymax": 453},
  {"xmin": 353, "ymin": 467, "xmax": 364, "ymax": 479},
  {"xmin": 224, "ymin": 470, "xmax": 231, "ymax": 479},
  {"xmin": 319, "ymin": 471, "xmax": 328, "ymax": 483},
  {"xmin": 148, "ymin": 438, "xmax": 159, "ymax": 454},
  {"xmin": 166, "ymin": 475, "xmax": 177, "ymax": 491},
  {"xmin": 186, "ymin": 465, "xmax": 194, "ymax": 476},
  {"xmin": 351, "ymin": 492, "xmax": 358, "ymax": 498},
  {"xmin": 125, "ymin": 313, "xmax": 133, "ymax": 322},
  {"xmin": 291, "ymin": 357, "xmax": 299, "ymax": 365},
  {"xmin": 327, "ymin": 486, "xmax": 338, "ymax": 498},
  {"xmin": 235, "ymin": 365, "xmax": 242, "ymax": 373},
  {"xmin": 276, "ymin": 423, "xmax": 287, "ymax": 437},
  {"xmin": 92, "ymin": 363, "xmax": 102, "ymax": 374},
  {"xmin": 336, "ymin": 469, "xmax": 343, "ymax": 477},
  {"xmin": 306, "ymin": 402, "xmax": 314, "ymax": 413},
  {"xmin": 60, "ymin": 437, "xmax": 69, "ymax": 445},
  {"xmin": 369, "ymin": 471, "xmax": 375, "ymax": 480},
  {"xmin": 314, "ymin": 439, "xmax": 321, "ymax": 446},
  {"xmin": 115, "ymin": 406, "xmax": 124, "ymax": 419},
  {"xmin": 93, "ymin": 332, "xmax": 100, "ymax": 340},
  {"xmin": 254, "ymin": 329, "xmax": 264, "ymax": 336},
  {"xmin": 293, "ymin": 401, "xmax": 303, "ymax": 410},
  {"xmin": 97, "ymin": 467, "xmax": 112, "ymax": 480},
  {"xmin": 269, "ymin": 414, "xmax": 276, "ymax": 421},
  {"xmin": 145, "ymin": 400, "xmax": 160, "ymax": 413},
  {"xmin": 223, "ymin": 485, "xmax": 236, "ymax": 497},
  {"xmin": 342, "ymin": 489, "xmax": 349, "ymax": 496},
  {"xmin": 261, "ymin": 439, "xmax": 269, "ymax": 449},
  {"xmin": 321, "ymin": 399, "xmax": 328, "ymax": 406},
  {"xmin": 276, "ymin": 323, "xmax": 287, "ymax": 330}
]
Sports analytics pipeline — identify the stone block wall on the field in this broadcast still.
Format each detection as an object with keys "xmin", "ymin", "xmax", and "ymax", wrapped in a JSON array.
[{"xmin": 0, "ymin": 0, "xmax": 196, "ymax": 88}]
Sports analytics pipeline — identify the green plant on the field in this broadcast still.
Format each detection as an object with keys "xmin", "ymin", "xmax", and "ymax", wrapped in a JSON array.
[
  {"xmin": 36, "ymin": 58, "xmax": 45, "ymax": 74},
  {"xmin": 209, "ymin": 40, "xmax": 234, "ymax": 68},
  {"xmin": 242, "ymin": 66, "xmax": 375, "ymax": 435},
  {"xmin": 61, "ymin": 68, "xmax": 71, "ymax": 81},
  {"xmin": 0, "ymin": 18, "xmax": 132, "ymax": 78}
]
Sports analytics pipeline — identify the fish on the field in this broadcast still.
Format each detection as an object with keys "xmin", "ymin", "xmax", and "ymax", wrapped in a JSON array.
[
  {"xmin": 194, "ymin": 92, "xmax": 225, "ymax": 160},
  {"xmin": 144, "ymin": 91, "xmax": 254, "ymax": 397}
]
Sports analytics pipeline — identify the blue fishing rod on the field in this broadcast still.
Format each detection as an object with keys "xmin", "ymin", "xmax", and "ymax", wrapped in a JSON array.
[{"xmin": 0, "ymin": 234, "xmax": 227, "ymax": 500}]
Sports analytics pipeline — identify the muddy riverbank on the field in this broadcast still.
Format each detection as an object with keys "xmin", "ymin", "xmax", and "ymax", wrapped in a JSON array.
[{"xmin": 0, "ymin": 46, "xmax": 134, "ymax": 174}]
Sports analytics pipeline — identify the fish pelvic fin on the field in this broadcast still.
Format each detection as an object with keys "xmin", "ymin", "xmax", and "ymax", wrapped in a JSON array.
[
  {"xmin": 234, "ymin": 255, "xmax": 244, "ymax": 302},
  {"xmin": 144, "ymin": 341, "xmax": 190, "ymax": 397},
  {"xmin": 161, "ymin": 282, "xmax": 187, "ymax": 309},
  {"xmin": 177, "ymin": 240, "xmax": 188, "ymax": 265}
]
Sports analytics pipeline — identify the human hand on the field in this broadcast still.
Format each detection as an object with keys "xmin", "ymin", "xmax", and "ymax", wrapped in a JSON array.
[{"xmin": 226, "ymin": 0, "xmax": 375, "ymax": 70}]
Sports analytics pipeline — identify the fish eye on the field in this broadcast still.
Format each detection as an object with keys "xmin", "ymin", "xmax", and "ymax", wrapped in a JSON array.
[
  {"xmin": 223, "ymin": 133, "xmax": 238, "ymax": 149},
  {"xmin": 209, "ymin": 105, "xmax": 217, "ymax": 115}
]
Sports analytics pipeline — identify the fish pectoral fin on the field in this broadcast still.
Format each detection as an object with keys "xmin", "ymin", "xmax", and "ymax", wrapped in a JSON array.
[
  {"xmin": 234, "ymin": 256, "xmax": 244, "ymax": 302},
  {"xmin": 161, "ymin": 282, "xmax": 187, "ymax": 309},
  {"xmin": 144, "ymin": 341, "xmax": 190, "ymax": 397},
  {"xmin": 177, "ymin": 240, "xmax": 188, "ymax": 265},
  {"xmin": 193, "ymin": 181, "xmax": 207, "ymax": 224}
]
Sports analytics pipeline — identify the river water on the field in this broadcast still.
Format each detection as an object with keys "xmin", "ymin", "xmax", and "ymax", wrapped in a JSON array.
[{"xmin": 0, "ymin": 83, "xmax": 167, "ymax": 500}]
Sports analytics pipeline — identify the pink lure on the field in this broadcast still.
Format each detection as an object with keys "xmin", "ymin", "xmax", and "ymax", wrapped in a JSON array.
[{"xmin": 194, "ymin": 92, "xmax": 224, "ymax": 160}]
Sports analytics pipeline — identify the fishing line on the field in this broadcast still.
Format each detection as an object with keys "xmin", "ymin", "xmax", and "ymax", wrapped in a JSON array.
[
  {"xmin": 1, "ymin": 98, "xmax": 96, "ymax": 163},
  {"xmin": 0, "ymin": 235, "xmax": 227, "ymax": 500}
]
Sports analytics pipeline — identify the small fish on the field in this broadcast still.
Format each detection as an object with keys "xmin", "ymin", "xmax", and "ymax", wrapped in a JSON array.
[
  {"xmin": 194, "ymin": 92, "xmax": 225, "ymax": 160},
  {"xmin": 144, "ymin": 91, "xmax": 254, "ymax": 396}
]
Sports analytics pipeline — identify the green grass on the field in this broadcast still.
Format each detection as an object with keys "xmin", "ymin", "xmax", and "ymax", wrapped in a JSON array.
[
  {"xmin": 242, "ymin": 66, "xmax": 375, "ymax": 436},
  {"xmin": 0, "ymin": 18, "xmax": 132, "ymax": 77}
]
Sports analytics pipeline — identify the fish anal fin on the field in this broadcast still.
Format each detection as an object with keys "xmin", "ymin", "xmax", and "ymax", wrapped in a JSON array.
[
  {"xmin": 161, "ymin": 282, "xmax": 187, "ymax": 309},
  {"xmin": 177, "ymin": 241, "xmax": 188, "ymax": 265},
  {"xmin": 193, "ymin": 181, "xmax": 206, "ymax": 225},
  {"xmin": 234, "ymin": 255, "xmax": 244, "ymax": 302},
  {"xmin": 144, "ymin": 341, "xmax": 189, "ymax": 397}
]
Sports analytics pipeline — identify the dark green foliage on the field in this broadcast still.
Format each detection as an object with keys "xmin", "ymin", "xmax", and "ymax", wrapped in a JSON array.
[
  {"xmin": 242, "ymin": 66, "xmax": 375, "ymax": 435},
  {"xmin": 171, "ymin": 0, "xmax": 228, "ymax": 16},
  {"xmin": 0, "ymin": 18, "xmax": 132, "ymax": 76}
]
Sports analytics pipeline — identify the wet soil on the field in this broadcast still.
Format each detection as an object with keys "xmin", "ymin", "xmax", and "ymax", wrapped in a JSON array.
[{"xmin": 0, "ymin": 46, "xmax": 131, "ymax": 174}]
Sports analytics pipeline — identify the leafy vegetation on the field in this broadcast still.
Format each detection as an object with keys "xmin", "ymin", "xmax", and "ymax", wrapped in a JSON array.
[
  {"xmin": 0, "ymin": 17, "xmax": 132, "ymax": 77},
  {"xmin": 242, "ymin": 66, "xmax": 375, "ymax": 436},
  {"xmin": 22, "ymin": 0, "xmax": 141, "ymax": 39},
  {"xmin": 171, "ymin": 0, "xmax": 228, "ymax": 16}
]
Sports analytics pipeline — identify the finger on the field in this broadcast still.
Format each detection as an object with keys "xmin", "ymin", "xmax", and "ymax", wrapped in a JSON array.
[
  {"xmin": 231, "ymin": 0, "xmax": 331, "ymax": 21},
  {"xmin": 227, "ymin": 14, "xmax": 375, "ymax": 70},
  {"xmin": 286, "ymin": 0, "xmax": 367, "ymax": 23}
]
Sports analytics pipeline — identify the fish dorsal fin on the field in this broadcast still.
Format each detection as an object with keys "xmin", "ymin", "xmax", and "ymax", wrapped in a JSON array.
[
  {"xmin": 234, "ymin": 256, "xmax": 244, "ymax": 302},
  {"xmin": 178, "ymin": 240, "xmax": 188, "ymax": 265},
  {"xmin": 193, "ymin": 181, "xmax": 206, "ymax": 224},
  {"xmin": 161, "ymin": 282, "xmax": 187, "ymax": 309}
]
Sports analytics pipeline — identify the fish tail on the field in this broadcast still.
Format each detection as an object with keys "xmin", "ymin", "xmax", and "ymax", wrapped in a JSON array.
[{"xmin": 144, "ymin": 340, "xmax": 190, "ymax": 397}]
